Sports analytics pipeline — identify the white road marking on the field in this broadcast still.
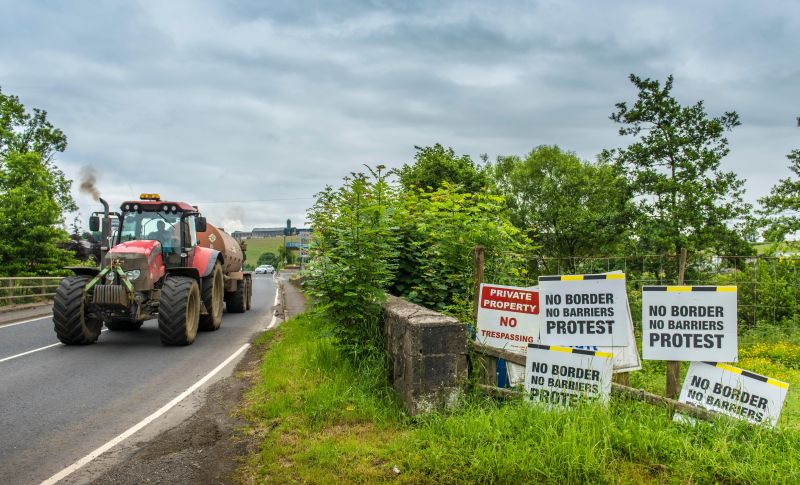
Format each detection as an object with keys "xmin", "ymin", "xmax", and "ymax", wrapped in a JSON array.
[
  {"xmin": 0, "ymin": 342, "xmax": 62, "ymax": 363},
  {"xmin": 0, "ymin": 329, "xmax": 109, "ymax": 364},
  {"xmin": 266, "ymin": 284, "xmax": 281, "ymax": 330},
  {"xmin": 41, "ymin": 342, "xmax": 251, "ymax": 485},
  {"xmin": 0, "ymin": 314, "xmax": 53, "ymax": 329}
]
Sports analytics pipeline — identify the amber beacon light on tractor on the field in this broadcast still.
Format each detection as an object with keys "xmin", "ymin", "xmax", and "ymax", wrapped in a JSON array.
[{"xmin": 52, "ymin": 193, "xmax": 253, "ymax": 346}]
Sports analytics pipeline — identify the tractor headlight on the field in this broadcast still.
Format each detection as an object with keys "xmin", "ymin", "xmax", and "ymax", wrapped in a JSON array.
[
  {"xmin": 125, "ymin": 269, "xmax": 141, "ymax": 281},
  {"xmin": 105, "ymin": 272, "xmax": 114, "ymax": 284}
]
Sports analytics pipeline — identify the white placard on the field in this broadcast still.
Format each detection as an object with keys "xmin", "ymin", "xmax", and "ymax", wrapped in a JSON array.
[
  {"xmin": 476, "ymin": 283, "xmax": 540, "ymax": 354},
  {"xmin": 642, "ymin": 286, "xmax": 737, "ymax": 362},
  {"xmin": 676, "ymin": 362, "xmax": 789, "ymax": 427},
  {"xmin": 539, "ymin": 274, "xmax": 629, "ymax": 347},
  {"xmin": 571, "ymin": 289, "xmax": 641, "ymax": 372},
  {"xmin": 524, "ymin": 344, "xmax": 613, "ymax": 406}
]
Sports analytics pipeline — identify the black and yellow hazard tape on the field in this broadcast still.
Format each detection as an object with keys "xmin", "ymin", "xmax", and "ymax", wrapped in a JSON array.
[
  {"xmin": 528, "ymin": 343, "xmax": 613, "ymax": 358},
  {"xmin": 539, "ymin": 274, "xmax": 625, "ymax": 282},
  {"xmin": 642, "ymin": 285, "xmax": 736, "ymax": 292},
  {"xmin": 702, "ymin": 362, "xmax": 789, "ymax": 390}
]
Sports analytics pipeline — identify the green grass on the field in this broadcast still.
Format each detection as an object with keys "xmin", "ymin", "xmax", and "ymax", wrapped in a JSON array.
[
  {"xmin": 240, "ymin": 312, "xmax": 800, "ymax": 484},
  {"xmin": 752, "ymin": 240, "xmax": 800, "ymax": 255},
  {"xmin": 242, "ymin": 236, "xmax": 299, "ymax": 267}
]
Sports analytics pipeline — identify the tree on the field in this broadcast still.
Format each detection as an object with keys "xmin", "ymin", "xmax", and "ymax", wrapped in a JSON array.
[
  {"xmin": 1, "ymin": 86, "xmax": 75, "ymax": 213},
  {"xmin": 758, "ymin": 150, "xmax": 800, "ymax": 244},
  {"xmin": 305, "ymin": 166, "xmax": 398, "ymax": 358},
  {"xmin": 492, "ymin": 145, "xmax": 634, "ymax": 266},
  {"xmin": 257, "ymin": 251, "xmax": 279, "ymax": 266},
  {"xmin": 0, "ymin": 151, "xmax": 74, "ymax": 275},
  {"xmin": 396, "ymin": 143, "xmax": 488, "ymax": 193},
  {"xmin": 392, "ymin": 183, "xmax": 532, "ymax": 318},
  {"xmin": 603, "ymin": 74, "xmax": 751, "ymax": 260}
]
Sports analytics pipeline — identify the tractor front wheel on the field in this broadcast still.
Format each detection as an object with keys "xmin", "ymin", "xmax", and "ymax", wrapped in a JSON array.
[
  {"xmin": 53, "ymin": 275, "xmax": 103, "ymax": 345},
  {"xmin": 158, "ymin": 277, "xmax": 200, "ymax": 346}
]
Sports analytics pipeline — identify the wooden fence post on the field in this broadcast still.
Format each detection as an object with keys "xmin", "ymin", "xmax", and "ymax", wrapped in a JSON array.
[
  {"xmin": 472, "ymin": 246, "xmax": 485, "ymax": 324},
  {"xmin": 666, "ymin": 248, "xmax": 688, "ymax": 399}
]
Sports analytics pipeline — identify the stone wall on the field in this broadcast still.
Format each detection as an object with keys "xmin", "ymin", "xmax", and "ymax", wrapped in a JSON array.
[{"xmin": 383, "ymin": 295, "xmax": 468, "ymax": 415}]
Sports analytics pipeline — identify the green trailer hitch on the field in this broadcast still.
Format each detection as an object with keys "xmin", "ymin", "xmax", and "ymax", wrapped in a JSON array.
[{"xmin": 84, "ymin": 260, "xmax": 135, "ymax": 304}]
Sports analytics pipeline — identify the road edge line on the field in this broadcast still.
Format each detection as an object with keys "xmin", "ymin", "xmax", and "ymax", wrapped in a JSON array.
[
  {"xmin": 40, "ymin": 342, "xmax": 251, "ymax": 485},
  {"xmin": 0, "ymin": 342, "xmax": 62, "ymax": 363},
  {"xmin": 0, "ymin": 314, "xmax": 53, "ymax": 329},
  {"xmin": 266, "ymin": 283, "xmax": 282, "ymax": 330},
  {"xmin": 0, "ymin": 329, "xmax": 109, "ymax": 365}
]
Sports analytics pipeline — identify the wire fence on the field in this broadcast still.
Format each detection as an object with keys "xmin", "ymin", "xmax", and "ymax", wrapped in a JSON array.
[
  {"xmin": 0, "ymin": 277, "xmax": 62, "ymax": 307},
  {"xmin": 481, "ymin": 252, "xmax": 800, "ymax": 329}
]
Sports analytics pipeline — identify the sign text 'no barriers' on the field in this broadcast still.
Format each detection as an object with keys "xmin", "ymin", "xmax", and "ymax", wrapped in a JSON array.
[{"xmin": 539, "ymin": 274, "xmax": 629, "ymax": 347}]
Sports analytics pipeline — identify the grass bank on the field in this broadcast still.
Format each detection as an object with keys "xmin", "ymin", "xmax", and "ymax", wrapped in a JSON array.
[
  {"xmin": 239, "ymin": 312, "xmax": 800, "ymax": 483},
  {"xmin": 242, "ymin": 236, "xmax": 300, "ymax": 268}
]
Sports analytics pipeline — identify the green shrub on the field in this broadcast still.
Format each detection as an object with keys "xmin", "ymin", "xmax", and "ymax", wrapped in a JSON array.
[{"xmin": 305, "ymin": 167, "xmax": 398, "ymax": 359}]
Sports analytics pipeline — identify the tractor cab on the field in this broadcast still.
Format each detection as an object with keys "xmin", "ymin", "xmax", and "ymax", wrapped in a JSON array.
[{"xmin": 115, "ymin": 194, "xmax": 207, "ymax": 268}]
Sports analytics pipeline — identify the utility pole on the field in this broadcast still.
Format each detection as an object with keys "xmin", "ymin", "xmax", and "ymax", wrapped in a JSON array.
[{"xmin": 283, "ymin": 219, "xmax": 291, "ymax": 266}]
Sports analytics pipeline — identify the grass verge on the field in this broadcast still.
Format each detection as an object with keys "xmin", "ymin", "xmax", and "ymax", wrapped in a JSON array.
[{"xmin": 239, "ymin": 312, "xmax": 800, "ymax": 484}]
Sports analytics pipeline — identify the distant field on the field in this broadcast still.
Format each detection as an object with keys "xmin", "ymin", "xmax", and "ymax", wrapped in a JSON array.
[
  {"xmin": 753, "ymin": 241, "xmax": 800, "ymax": 255},
  {"xmin": 242, "ymin": 236, "xmax": 299, "ymax": 267}
]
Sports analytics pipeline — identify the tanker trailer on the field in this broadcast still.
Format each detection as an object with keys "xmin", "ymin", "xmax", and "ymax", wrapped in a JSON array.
[{"xmin": 197, "ymin": 223, "xmax": 252, "ymax": 313}]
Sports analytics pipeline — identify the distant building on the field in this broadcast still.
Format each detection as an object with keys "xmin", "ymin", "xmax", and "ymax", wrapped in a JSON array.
[{"xmin": 232, "ymin": 227, "xmax": 312, "ymax": 241}]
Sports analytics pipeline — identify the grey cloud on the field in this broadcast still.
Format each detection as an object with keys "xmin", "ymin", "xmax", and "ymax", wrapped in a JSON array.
[{"xmin": 1, "ymin": 0, "xmax": 798, "ymax": 232}]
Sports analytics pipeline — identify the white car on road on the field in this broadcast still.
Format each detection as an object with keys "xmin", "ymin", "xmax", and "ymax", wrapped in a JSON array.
[{"xmin": 255, "ymin": 265, "xmax": 275, "ymax": 274}]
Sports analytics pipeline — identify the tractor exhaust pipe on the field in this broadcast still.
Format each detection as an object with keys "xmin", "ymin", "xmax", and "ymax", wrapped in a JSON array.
[{"xmin": 99, "ymin": 197, "xmax": 110, "ymax": 266}]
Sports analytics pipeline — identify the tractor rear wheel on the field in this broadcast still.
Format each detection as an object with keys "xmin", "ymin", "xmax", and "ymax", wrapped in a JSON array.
[
  {"xmin": 199, "ymin": 262, "xmax": 224, "ymax": 331},
  {"xmin": 53, "ymin": 275, "xmax": 103, "ymax": 345},
  {"xmin": 158, "ymin": 276, "xmax": 200, "ymax": 346},
  {"xmin": 245, "ymin": 275, "xmax": 252, "ymax": 311},
  {"xmin": 226, "ymin": 278, "xmax": 247, "ymax": 313},
  {"xmin": 105, "ymin": 318, "xmax": 143, "ymax": 331}
]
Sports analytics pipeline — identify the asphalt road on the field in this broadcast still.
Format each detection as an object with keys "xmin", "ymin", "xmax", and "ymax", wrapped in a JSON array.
[{"xmin": 0, "ymin": 274, "xmax": 279, "ymax": 485}]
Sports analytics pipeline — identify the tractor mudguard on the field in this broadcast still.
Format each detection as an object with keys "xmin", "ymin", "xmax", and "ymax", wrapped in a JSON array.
[
  {"xmin": 192, "ymin": 247, "xmax": 222, "ymax": 278},
  {"xmin": 66, "ymin": 266, "xmax": 101, "ymax": 277},
  {"xmin": 167, "ymin": 267, "xmax": 201, "ymax": 284}
]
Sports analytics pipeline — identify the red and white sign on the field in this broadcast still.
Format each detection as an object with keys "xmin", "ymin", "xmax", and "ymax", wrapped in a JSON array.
[{"xmin": 476, "ymin": 283, "xmax": 540, "ymax": 354}]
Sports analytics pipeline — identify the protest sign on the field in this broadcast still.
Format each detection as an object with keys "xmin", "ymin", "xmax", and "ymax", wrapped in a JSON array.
[
  {"xmin": 676, "ymin": 361, "xmax": 789, "ymax": 427},
  {"xmin": 642, "ymin": 286, "xmax": 737, "ymax": 362},
  {"xmin": 539, "ymin": 274, "xmax": 629, "ymax": 346},
  {"xmin": 524, "ymin": 344, "xmax": 613, "ymax": 406}
]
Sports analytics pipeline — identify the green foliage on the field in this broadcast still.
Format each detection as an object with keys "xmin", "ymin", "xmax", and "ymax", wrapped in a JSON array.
[
  {"xmin": 257, "ymin": 251, "xmax": 278, "ymax": 266},
  {"xmin": 492, "ymin": 145, "xmax": 634, "ymax": 265},
  {"xmin": 711, "ymin": 258, "xmax": 800, "ymax": 328},
  {"xmin": 392, "ymin": 183, "xmax": 532, "ymax": 319},
  {"xmin": 305, "ymin": 166, "xmax": 398, "ymax": 358},
  {"xmin": 0, "ymin": 151, "xmax": 75, "ymax": 275},
  {"xmin": 759, "ymin": 149, "xmax": 800, "ymax": 243},
  {"xmin": 277, "ymin": 245, "xmax": 297, "ymax": 265},
  {"xmin": 396, "ymin": 143, "xmax": 488, "ymax": 193},
  {"xmin": 0, "ymin": 86, "xmax": 75, "ymax": 213},
  {"xmin": 603, "ymin": 74, "xmax": 751, "ymax": 260}
]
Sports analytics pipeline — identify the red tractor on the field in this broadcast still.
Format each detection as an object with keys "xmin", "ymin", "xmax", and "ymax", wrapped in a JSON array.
[{"xmin": 53, "ymin": 194, "xmax": 252, "ymax": 346}]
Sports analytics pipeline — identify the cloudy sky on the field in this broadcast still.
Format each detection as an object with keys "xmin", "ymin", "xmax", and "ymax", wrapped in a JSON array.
[{"xmin": 1, "ymin": 0, "xmax": 798, "ymax": 231}]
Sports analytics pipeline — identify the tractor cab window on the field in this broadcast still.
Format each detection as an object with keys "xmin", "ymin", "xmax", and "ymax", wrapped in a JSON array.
[
  {"xmin": 185, "ymin": 215, "xmax": 198, "ymax": 247},
  {"xmin": 119, "ymin": 211, "xmax": 182, "ymax": 254}
]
